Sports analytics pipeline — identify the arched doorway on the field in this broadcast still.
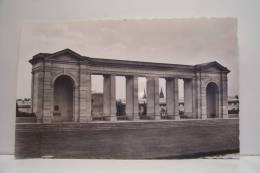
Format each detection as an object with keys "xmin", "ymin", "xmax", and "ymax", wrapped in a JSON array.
[
  {"xmin": 53, "ymin": 75, "xmax": 74, "ymax": 122},
  {"xmin": 206, "ymin": 82, "xmax": 219, "ymax": 118}
]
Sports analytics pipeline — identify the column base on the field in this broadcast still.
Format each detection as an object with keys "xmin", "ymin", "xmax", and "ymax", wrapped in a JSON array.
[
  {"xmin": 110, "ymin": 115, "xmax": 117, "ymax": 122},
  {"xmin": 126, "ymin": 113, "xmax": 134, "ymax": 120},
  {"xmin": 154, "ymin": 115, "xmax": 161, "ymax": 120},
  {"xmin": 36, "ymin": 112, "xmax": 43, "ymax": 123},
  {"xmin": 174, "ymin": 115, "xmax": 180, "ymax": 120},
  {"xmin": 192, "ymin": 113, "xmax": 198, "ymax": 119},
  {"xmin": 201, "ymin": 114, "xmax": 207, "ymax": 119},
  {"xmin": 43, "ymin": 116, "xmax": 53, "ymax": 123},
  {"xmin": 79, "ymin": 116, "xmax": 92, "ymax": 123},
  {"xmin": 126, "ymin": 113, "xmax": 140, "ymax": 120},
  {"xmin": 42, "ymin": 110, "xmax": 53, "ymax": 123},
  {"xmin": 184, "ymin": 112, "xmax": 193, "ymax": 118},
  {"xmin": 147, "ymin": 113, "xmax": 155, "ymax": 120},
  {"xmin": 223, "ymin": 114, "xmax": 229, "ymax": 119},
  {"xmin": 133, "ymin": 113, "xmax": 140, "ymax": 121}
]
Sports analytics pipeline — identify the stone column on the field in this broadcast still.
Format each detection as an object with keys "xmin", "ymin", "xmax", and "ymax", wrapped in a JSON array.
[
  {"xmin": 126, "ymin": 76, "xmax": 139, "ymax": 120},
  {"xmin": 79, "ymin": 68, "xmax": 92, "ymax": 122},
  {"xmin": 32, "ymin": 68, "xmax": 44, "ymax": 123},
  {"xmin": 192, "ymin": 78, "xmax": 198, "ymax": 119},
  {"xmin": 73, "ymin": 86, "xmax": 80, "ymax": 122},
  {"xmin": 221, "ymin": 73, "xmax": 229, "ymax": 118},
  {"xmin": 146, "ymin": 76, "xmax": 160, "ymax": 120},
  {"xmin": 201, "ymin": 79, "xmax": 208, "ymax": 119},
  {"xmin": 195, "ymin": 72, "xmax": 202, "ymax": 119},
  {"xmin": 103, "ymin": 74, "xmax": 117, "ymax": 121},
  {"xmin": 42, "ymin": 66, "xmax": 53, "ymax": 123},
  {"xmin": 184, "ymin": 78, "xmax": 193, "ymax": 118},
  {"xmin": 31, "ymin": 71, "xmax": 34, "ymax": 114},
  {"xmin": 166, "ymin": 78, "xmax": 179, "ymax": 120}
]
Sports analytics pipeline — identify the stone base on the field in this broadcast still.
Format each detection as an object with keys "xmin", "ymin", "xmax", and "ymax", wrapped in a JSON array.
[
  {"xmin": 43, "ymin": 116, "xmax": 53, "ymax": 123},
  {"xmin": 174, "ymin": 115, "xmax": 180, "ymax": 120},
  {"xmin": 184, "ymin": 112, "xmax": 193, "ymax": 118},
  {"xmin": 110, "ymin": 115, "xmax": 117, "ymax": 122},
  {"xmin": 79, "ymin": 116, "xmax": 92, "ymax": 123},
  {"xmin": 223, "ymin": 114, "xmax": 229, "ymax": 119},
  {"xmin": 126, "ymin": 113, "xmax": 134, "ymax": 120},
  {"xmin": 36, "ymin": 117, "xmax": 42, "ymax": 123},
  {"xmin": 154, "ymin": 115, "xmax": 161, "ymax": 120},
  {"xmin": 126, "ymin": 113, "xmax": 140, "ymax": 120},
  {"xmin": 201, "ymin": 114, "xmax": 207, "ymax": 119},
  {"xmin": 133, "ymin": 113, "xmax": 140, "ymax": 121},
  {"xmin": 192, "ymin": 113, "xmax": 198, "ymax": 119},
  {"xmin": 147, "ymin": 113, "xmax": 155, "ymax": 120}
]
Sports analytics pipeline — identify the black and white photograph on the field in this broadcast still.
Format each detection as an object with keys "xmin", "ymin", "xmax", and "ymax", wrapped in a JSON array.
[{"xmin": 15, "ymin": 18, "xmax": 239, "ymax": 159}]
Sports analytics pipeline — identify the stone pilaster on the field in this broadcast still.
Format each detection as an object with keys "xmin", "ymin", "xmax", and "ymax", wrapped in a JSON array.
[
  {"xmin": 192, "ymin": 78, "xmax": 198, "ymax": 119},
  {"xmin": 32, "ymin": 62, "xmax": 53, "ymax": 123},
  {"xmin": 32, "ymin": 69, "xmax": 44, "ymax": 123},
  {"xmin": 201, "ymin": 83, "xmax": 207, "ymax": 120},
  {"xmin": 146, "ymin": 76, "xmax": 160, "ymax": 120},
  {"xmin": 103, "ymin": 74, "xmax": 117, "ymax": 121},
  {"xmin": 73, "ymin": 87, "xmax": 80, "ymax": 122},
  {"xmin": 221, "ymin": 74, "xmax": 229, "ymax": 118},
  {"xmin": 31, "ymin": 71, "xmax": 34, "ymax": 114},
  {"xmin": 42, "ymin": 68, "xmax": 53, "ymax": 123},
  {"xmin": 126, "ymin": 76, "xmax": 139, "ymax": 120},
  {"xmin": 79, "ymin": 68, "xmax": 92, "ymax": 122},
  {"xmin": 195, "ymin": 72, "xmax": 202, "ymax": 119}
]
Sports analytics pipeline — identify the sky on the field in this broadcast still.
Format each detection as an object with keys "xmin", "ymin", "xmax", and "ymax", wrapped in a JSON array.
[{"xmin": 17, "ymin": 18, "xmax": 239, "ymax": 99}]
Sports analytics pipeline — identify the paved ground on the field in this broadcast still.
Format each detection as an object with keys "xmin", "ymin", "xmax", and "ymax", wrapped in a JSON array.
[{"xmin": 15, "ymin": 119, "xmax": 239, "ymax": 159}]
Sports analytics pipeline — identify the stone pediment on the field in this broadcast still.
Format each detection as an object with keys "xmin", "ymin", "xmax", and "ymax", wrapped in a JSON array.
[
  {"xmin": 195, "ymin": 61, "xmax": 230, "ymax": 73},
  {"xmin": 46, "ymin": 49, "xmax": 86, "ymax": 62},
  {"xmin": 29, "ymin": 49, "xmax": 230, "ymax": 75},
  {"xmin": 29, "ymin": 48, "xmax": 89, "ymax": 65}
]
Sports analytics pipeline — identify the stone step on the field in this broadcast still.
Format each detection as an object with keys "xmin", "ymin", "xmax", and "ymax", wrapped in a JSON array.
[{"xmin": 16, "ymin": 119, "xmax": 239, "ymax": 132}]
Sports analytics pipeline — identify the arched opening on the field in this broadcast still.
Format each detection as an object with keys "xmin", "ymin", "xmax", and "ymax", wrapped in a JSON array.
[
  {"xmin": 53, "ymin": 75, "xmax": 74, "ymax": 122},
  {"xmin": 206, "ymin": 82, "xmax": 219, "ymax": 118}
]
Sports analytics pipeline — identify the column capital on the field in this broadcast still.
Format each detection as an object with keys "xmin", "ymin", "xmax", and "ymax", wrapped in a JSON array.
[
  {"xmin": 125, "ymin": 75, "xmax": 138, "ymax": 79},
  {"xmin": 146, "ymin": 75, "xmax": 159, "ymax": 80},
  {"xmin": 103, "ymin": 74, "xmax": 112, "ymax": 77},
  {"xmin": 165, "ymin": 76, "xmax": 179, "ymax": 80}
]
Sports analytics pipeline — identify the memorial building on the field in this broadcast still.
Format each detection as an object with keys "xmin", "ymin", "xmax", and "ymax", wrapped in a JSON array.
[{"xmin": 29, "ymin": 48, "xmax": 230, "ymax": 123}]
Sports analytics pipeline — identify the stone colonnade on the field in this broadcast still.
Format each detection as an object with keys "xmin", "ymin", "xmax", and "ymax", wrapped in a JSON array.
[
  {"xmin": 29, "ymin": 49, "xmax": 230, "ymax": 123},
  {"xmin": 102, "ymin": 75, "xmax": 196, "ymax": 121}
]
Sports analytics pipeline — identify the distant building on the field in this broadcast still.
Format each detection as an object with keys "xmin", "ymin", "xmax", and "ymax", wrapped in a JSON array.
[
  {"xmin": 142, "ymin": 88, "xmax": 147, "ymax": 99},
  {"xmin": 17, "ymin": 92, "xmax": 239, "ymax": 119},
  {"xmin": 228, "ymin": 95, "xmax": 239, "ymax": 117},
  {"xmin": 29, "ymin": 49, "xmax": 230, "ymax": 123},
  {"xmin": 16, "ymin": 98, "xmax": 32, "ymax": 113},
  {"xmin": 159, "ymin": 88, "xmax": 164, "ymax": 98}
]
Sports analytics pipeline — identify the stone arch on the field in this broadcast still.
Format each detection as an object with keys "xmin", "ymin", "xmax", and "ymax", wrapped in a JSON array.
[
  {"xmin": 206, "ymin": 82, "xmax": 219, "ymax": 118},
  {"xmin": 53, "ymin": 75, "xmax": 75, "ymax": 122},
  {"xmin": 51, "ymin": 72, "xmax": 78, "ymax": 88}
]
